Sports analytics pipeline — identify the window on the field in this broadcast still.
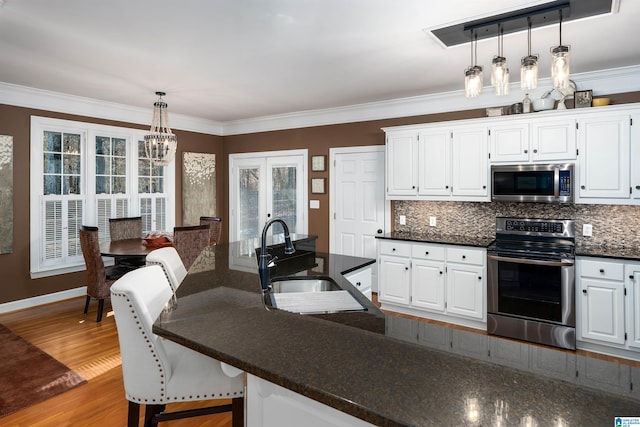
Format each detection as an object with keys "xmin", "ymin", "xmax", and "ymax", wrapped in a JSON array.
[{"xmin": 30, "ymin": 117, "xmax": 175, "ymax": 277}]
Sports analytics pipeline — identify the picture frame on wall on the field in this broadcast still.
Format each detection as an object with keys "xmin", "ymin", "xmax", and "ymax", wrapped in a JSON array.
[
  {"xmin": 311, "ymin": 178, "xmax": 326, "ymax": 194},
  {"xmin": 311, "ymin": 155, "xmax": 326, "ymax": 172},
  {"xmin": 575, "ymin": 90, "xmax": 593, "ymax": 108}
]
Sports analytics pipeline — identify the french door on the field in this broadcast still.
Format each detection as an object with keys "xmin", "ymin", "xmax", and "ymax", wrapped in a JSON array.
[{"xmin": 229, "ymin": 150, "xmax": 308, "ymax": 243}]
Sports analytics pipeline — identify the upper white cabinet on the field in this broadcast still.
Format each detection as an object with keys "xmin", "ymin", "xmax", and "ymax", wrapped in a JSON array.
[
  {"xmin": 385, "ymin": 125, "xmax": 489, "ymax": 201},
  {"xmin": 631, "ymin": 112, "xmax": 640, "ymax": 200},
  {"xmin": 489, "ymin": 119, "xmax": 576, "ymax": 163},
  {"xmin": 576, "ymin": 114, "xmax": 631, "ymax": 201}
]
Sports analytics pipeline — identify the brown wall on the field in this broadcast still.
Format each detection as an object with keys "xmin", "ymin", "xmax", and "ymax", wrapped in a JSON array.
[
  {"xmin": 0, "ymin": 104, "xmax": 222, "ymax": 304},
  {"xmin": 1, "ymin": 90, "xmax": 638, "ymax": 305}
]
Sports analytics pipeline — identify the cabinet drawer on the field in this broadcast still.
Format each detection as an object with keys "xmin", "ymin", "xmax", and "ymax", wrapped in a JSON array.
[
  {"xmin": 411, "ymin": 243, "xmax": 445, "ymax": 261},
  {"xmin": 580, "ymin": 259, "xmax": 624, "ymax": 281},
  {"xmin": 446, "ymin": 247, "xmax": 485, "ymax": 266},
  {"xmin": 378, "ymin": 240, "xmax": 411, "ymax": 257}
]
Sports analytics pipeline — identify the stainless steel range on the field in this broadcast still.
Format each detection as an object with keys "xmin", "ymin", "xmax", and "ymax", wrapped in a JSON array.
[{"xmin": 487, "ymin": 217, "xmax": 576, "ymax": 350}]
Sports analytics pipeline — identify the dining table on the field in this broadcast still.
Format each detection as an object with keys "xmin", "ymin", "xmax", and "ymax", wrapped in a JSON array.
[{"xmin": 99, "ymin": 238, "xmax": 157, "ymax": 258}]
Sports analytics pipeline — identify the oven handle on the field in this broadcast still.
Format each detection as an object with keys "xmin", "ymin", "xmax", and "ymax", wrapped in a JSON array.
[{"xmin": 487, "ymin": 254, "xmax": 574, "ymax": 267}]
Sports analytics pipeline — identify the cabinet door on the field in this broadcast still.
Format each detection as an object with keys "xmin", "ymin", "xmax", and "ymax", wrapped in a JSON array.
[
  {"xmin": 446, "ymin": 263, "xmax": 484, "ymax": 320},
  {"xmin": 631, "ymin": 113, "xmax": 640, "ymax": 200},
  {"xmin": 386, "ymin": 132, "xmax": 417, "ymax": 196},
  {"xmin": 451, "ymin": 126, "xmax": 489, "ymax": 198},
  {"xmin": 378, "ymin": 255, "xmax": 410, "ymax": 305},
  {"xmin": 579, "ymin": 278, "xmax": 625, "ymax": 345},
  {"xmin": 577, "ymin": 115, "xmax": 630, "ymax": 200},
  {"xmin": 627, "ymin": 266, "xmax": 640, "ymax": 349},
  {"xmin": 489, "ymin": 123, "xmax": 530, "ymax": 163},
  {"xmin": 411, "ymin": 259, "xmax": 445, "ymax": 312},
  {"xmin": 344, "ymin": 265, "xmax": 372, "ymax": 300},
  {"xmin": 417, "ymin": 128, "xmax": 450, "ymax": 196},
  {"xmin": 531, "ymin": 119, "xmax": 577, "ymax": 161}
]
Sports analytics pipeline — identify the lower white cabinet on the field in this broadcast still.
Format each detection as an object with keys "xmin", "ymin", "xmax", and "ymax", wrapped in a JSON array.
[
  {"xmin": 378, "ymin": 239, "xmax": 486, "ymax": 329},
  {"xmin": 577, "ymin": 256, "xmax": 640, "ymax": 357},
  {"xmin": 344, "ymin": 265, "xmax": 373, "ymax": 300}
]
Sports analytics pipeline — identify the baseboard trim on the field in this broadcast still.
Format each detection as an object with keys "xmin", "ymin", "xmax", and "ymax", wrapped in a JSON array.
[{"xmin": 0, "ymin": 287, "xmax": 87, "ymax": 314}]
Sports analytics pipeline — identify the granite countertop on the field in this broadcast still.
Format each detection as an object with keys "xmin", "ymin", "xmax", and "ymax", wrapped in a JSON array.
[
  {"xmin": 575, "ymin": 243, "xmax": 640, "ymax": 261},
  {"xmin": 154, "ymin": 237, "xmax": 640, "ymax": 426},
  {"xmin": 377, "ymin": 231, "xmax": 495, "ymax": 248}
]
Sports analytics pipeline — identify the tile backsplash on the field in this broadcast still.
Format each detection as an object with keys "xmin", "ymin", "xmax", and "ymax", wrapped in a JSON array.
[{"xmin": 394, "ymin": 201, "xmax": 640, "ymax": 248}]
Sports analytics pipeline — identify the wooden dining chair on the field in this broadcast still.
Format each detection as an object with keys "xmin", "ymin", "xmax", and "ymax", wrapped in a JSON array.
[
  {"xmin": 79, "ymin": 225, "xmax": 128, "ymax": 322},
  {"xmin": 111, "ymin": 265, "xmax": 244, "ymax": 427},
  {"xmin": 172, "ymin": 224, "xmax": 211, "ymax": 270},
  {"xmin": 109, "ymin": 216, "xmax": 145, "ymax": 268},
  {"xmin": 199, "ymin": 216, "xmax": 223, "ymax": 246}
]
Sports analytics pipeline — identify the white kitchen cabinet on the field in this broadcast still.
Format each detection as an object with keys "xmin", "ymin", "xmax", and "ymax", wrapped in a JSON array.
[
  {"xmin": 451, "ymin": 126, "xmax": 489, "ymax": 198},
  {"xmin": 377, "ymin": 239, "xmax": 486, "ymax": 329},
  {"xmin": 417, "ymin": 127, "xmax": 450, "ymax": 196},
  {"xmin": 577, "ymin": 258, "xmax": 626, "ymax": 346},
  {"xmin": 626, "ymin": 263, "xmax": 640, "ymax": 349},
  {"xmin": 631, "ymin": 112, "xmax": 640, "ymax": 200},
  {"xmin": 577, "ymin": 114, "xmax": 630, "ymax": 200},
  {"xmin": 385, "ymin": 130, "xmax": 418, "ymax": 196},
  {"xmin": 490, "ymin": 119, "xmax": 576, "ymax": 163},
  {"xmin": 344, "ymin": 265, "xmax": 373, "ymax": 300}
]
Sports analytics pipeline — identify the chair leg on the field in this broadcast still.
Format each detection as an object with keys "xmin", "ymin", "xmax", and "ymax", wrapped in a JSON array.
[
  {"xmin": 144, "ymin": 404, "xmax": 165, "ymax": 427},
  {"xmin": 96, "ymin": 299, "xmax": 104, "ymax": 322},
  {"xmin": 231, "ymin": 397, "xmax": 244, "ymax": 427},
  {"xmin": 84, "ymin": 295, "xmax": 91, "ymax": 314},
  {"xmin": 127, "ymin": 401, "xmax": 140, "ymax": 427}
]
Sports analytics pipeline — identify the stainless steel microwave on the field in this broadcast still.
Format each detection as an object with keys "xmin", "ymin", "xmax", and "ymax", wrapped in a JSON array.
[{"xmin": 491, "ymin": 164, "xmax": 574, "ymax": 203}]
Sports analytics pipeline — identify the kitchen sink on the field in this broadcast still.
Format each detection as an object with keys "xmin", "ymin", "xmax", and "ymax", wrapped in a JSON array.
[{"xmin": 269, "ymin": 277, "xmax": 341, "ymax": 293}]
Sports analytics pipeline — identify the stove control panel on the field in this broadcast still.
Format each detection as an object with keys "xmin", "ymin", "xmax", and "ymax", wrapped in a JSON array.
[
  {"xmin": 496, "ymin": 217, "xmax": 575, "ymax": 238},
  {"xmin": 505, "ymin": 220, "xmax": 563, "ymax": 233}
]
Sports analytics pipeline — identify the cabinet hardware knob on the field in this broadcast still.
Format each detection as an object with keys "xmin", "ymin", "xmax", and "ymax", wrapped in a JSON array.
[
  {"xmin": 412, "ymin": 186, "xmax": 416, "ymax": 189},
  {"xmin": 445, "ymin": 185, "xmax": 449, "ymax": 189},
  {"xmin": 581, "ymin": 185, "xmax": 586, "ymax": 189},
  {"xmin": 267, "ymin": 213, "xmax": 271, "ymax": 218},
  {"xmin": 405, "ymin": 267, "xmax": 409, "ymax": 270},
  {"xmin": 392, "ymin": 248, "xmax": 396, "ymax": 251},
  {"xmin": 583, "ymin": 289, "xmax": 587, "ymax": 294},
  {"xmin": 356, "ymin": 282, "xmax": 361, "ymax": 286},
  {"xmin": 533, "ymin": 149, "xmax": 538, "ymax": 153},
  {"xmin": 377, "ymin": 229, "xmax": 383, "ymax": 234},
  {"xmin": 425, "ymin": 251, "xmax": 429, "ymax": 255},
  {"xmin": 524, "ymin": 149, "xmax": 528, "ymax": 153},
  {"xmin": 630, "ymin": 275, "xmax": 635, "ymax": 280},
  {"xmin": 482, "ymin": 185, "xmax": 486, "ymax": 189},
  {"xmin": 636, "ymin": 185, "xmax": 640, "ymax": 190},
  {"xmin": 440, "ymin": 271, "xmax": 443, "ymax": 275},
  {"xmin": 599, "ymin": 269, "xmax": 605, "ymax": 273},
  {"xmin": 462, "ymin": 255, "xmax": 466, "ymax": 259}
]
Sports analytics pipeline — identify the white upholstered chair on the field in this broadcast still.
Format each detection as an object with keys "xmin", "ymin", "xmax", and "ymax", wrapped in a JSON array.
[
  {"xmin": 110, "ymin": 265, "xmax": 244, "ymax": 427},
  {"xmin": 145, "ymin": 247, "xmax": 187, "ymax": 292}
]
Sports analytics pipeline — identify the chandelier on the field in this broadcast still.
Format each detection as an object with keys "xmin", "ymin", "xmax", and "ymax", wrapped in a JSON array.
[{"xmin": 144, "ymin": 91, "xmax": 177, "ymax": 166}]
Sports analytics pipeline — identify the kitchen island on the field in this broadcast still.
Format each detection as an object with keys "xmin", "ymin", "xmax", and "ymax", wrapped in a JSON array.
[{"xmin": 153, "ymin": 237, "xmax": 640, "ymax": 426}]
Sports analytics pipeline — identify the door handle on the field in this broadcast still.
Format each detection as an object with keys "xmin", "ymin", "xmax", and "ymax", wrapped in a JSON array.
[{"xmin": 377, "ymin": 229, "xmax": 383, "ymax": 234}]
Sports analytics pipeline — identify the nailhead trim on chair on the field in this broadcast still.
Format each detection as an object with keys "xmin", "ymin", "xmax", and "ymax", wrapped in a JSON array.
[
  {"xmin": 113, "ymin": 292, "xmax": 244, "ymax": 404},
  {"xmin": 146, "ymin": 260, "xmax": 172, "ymax": 286}
]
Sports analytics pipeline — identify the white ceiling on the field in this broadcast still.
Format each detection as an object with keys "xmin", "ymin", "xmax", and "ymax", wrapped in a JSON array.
[{"xmin": 0, "ymin": 0, "xmax": 638, "ymax": 125}]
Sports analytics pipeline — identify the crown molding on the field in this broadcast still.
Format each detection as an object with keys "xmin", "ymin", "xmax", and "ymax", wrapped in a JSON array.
[
  {"xmin": 1, "ymin": 65, "xmax": 638, "ymax": 137},
  {"xmin": 222, "ymin": 65, "xmax": 640, "ymax": 135},
  {"xmin": 0, "ymin": 82, "xmax": 224, "ymax": 135}
]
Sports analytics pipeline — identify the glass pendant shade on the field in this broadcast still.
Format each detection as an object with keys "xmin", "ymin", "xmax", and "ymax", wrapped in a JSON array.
[
  {"xmin": 144, "ymin": 92, "xmax": 177, "ymax": 166},
  {"xmin": 520, "ymin": 55, "xmax": 539, "ymax": 90},
  {"xmin": 551, "ymin": 45, "xmax": 570, "ymax": 89},
  {"xmin": 491, "ymin": 25, "xmax": 509, "ymax": 95},
  {"xmin": 465, "ymin": 66, "xmax": 483, "ymax": 98}
]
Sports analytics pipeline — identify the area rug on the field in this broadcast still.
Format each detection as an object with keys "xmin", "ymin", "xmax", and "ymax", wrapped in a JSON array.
[{"xmin": 0, "ymin": 324, "xmax": 87, "ymax": 417}]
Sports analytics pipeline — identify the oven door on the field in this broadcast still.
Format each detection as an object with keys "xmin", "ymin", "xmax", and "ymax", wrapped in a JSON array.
[{"xmin": 487, "ymin": 254, "xmax": 575, "ymax": 327}]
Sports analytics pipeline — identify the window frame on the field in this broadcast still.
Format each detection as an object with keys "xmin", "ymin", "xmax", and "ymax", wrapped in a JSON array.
[{"xmin": 30, "ymin": 116, "xmax": 175, "ymax": 278}]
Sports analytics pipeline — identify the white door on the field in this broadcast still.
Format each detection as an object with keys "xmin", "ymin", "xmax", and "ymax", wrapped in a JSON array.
[
  {"xmin": 229, "ymin": 150, "xmax": 307, "ymax": 243},
  {"xmin": 330, "ymin": 146, "xmax": 388, "ymax": 292}
]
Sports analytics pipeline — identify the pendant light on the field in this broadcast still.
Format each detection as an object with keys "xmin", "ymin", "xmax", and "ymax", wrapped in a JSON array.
[
  {"xmin": 144, "ymin": 91, "xmax": 178, "ymax": 166},
  {"xmin": 464, "ymin": 30, "xmax": 483, "ymax": 98},
  {"xmin": 551, "ymin": 9, "xmax": 570, "ymax": 89},
  {"xmin": 491, "ymin": 24, "xmax": 509, "ymax": 96},
  {"xmin": 520, "ymin": 18, "xmax": 538, "ymax": 90}
]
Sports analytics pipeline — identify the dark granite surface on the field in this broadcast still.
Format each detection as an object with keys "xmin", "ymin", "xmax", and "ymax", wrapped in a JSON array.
[
  {"xmin": 154, "ymin": 237, "xmax": 640, "ymax": 427},
  {"xmin": 576, "ymin": 243, "xmax": 640, "ymax": 261},
  {"xmin": 377, "ymin": 231, "xmax": 495, "ymax": 248}
]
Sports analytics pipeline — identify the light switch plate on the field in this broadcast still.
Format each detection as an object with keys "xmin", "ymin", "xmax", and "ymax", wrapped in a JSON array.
[
  {"xmin": 583, "ymin": 224, "xmax": 593, "ymax": 237},
  {"xmin": 310, "ymin": 200, "xmax": 320, "ymax": 209}
]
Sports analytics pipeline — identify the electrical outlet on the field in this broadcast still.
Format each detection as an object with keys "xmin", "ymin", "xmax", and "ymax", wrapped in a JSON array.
[
  {"xmin": 399, "ymin": 215, "xmax": 406, "ymax": 225},
  {"xmin": 429, "ymin": 216, "xmax": 437, "ymax": 227},
  {"xmin": 583, "ymin": 224, "xmax": 593, "ymax": 237}
]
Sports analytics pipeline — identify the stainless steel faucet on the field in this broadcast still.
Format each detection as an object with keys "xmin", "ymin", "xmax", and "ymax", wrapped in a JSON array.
[{"xmin": 258, "ymin": 218, "xmax": 295, "ymax": 291}]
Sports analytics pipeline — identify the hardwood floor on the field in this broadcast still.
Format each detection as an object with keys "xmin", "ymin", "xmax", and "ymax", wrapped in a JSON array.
[{"xmin": 0, "ymin": 297, "xmax": 236, "ymax": 426}]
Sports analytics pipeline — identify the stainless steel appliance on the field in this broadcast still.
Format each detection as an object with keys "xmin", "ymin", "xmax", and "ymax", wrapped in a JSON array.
[
  {"xmin": 491, "ymin": 163, "xmax": 574, "ymax": 203},
  {"xmin": 487, "ymin": 217, "xmax": 576, "ymax": 350}
]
